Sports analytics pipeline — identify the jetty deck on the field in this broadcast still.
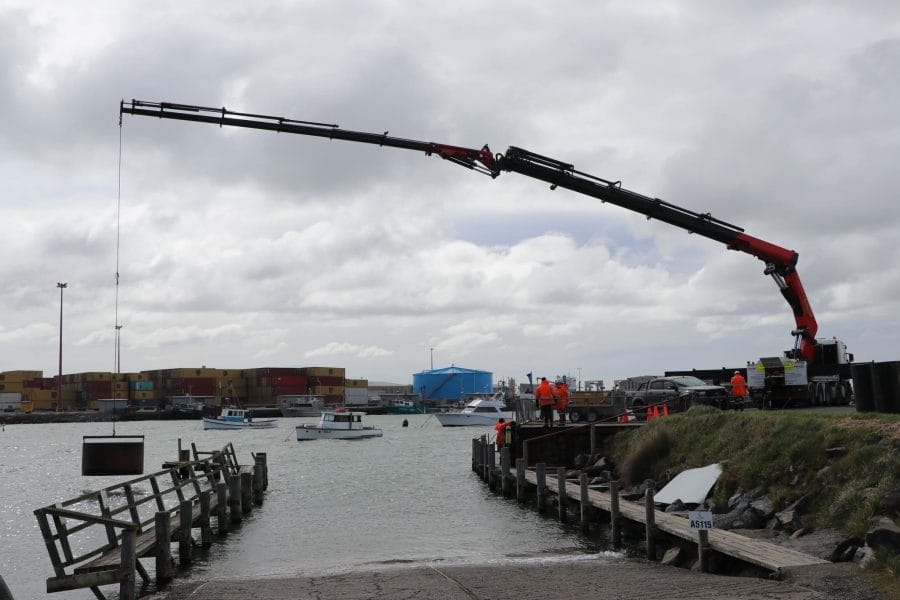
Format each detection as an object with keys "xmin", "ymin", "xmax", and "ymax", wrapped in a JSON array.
[{"xmin": 532, "ymin": 471, "xmax": 829, "ymax": 574}]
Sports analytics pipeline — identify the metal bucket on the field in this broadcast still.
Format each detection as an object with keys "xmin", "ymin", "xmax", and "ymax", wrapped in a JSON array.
[{"xmin": 82, "ymin": 435, "xmax": 145, "ymax": 476}]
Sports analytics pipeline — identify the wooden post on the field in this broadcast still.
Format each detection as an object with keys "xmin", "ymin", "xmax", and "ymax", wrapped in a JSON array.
[
  {"xmin": 589, "ymin": 424, "xmax": 597, "ymax": 456},
  {"xmin": 199, "ymin": 490, "xmax": 212, "ymax": 546},
  {"xmin": 481, "ymin": 436, "xmax": 490, "ymax": 481},
  {"xmin": 241, "ymin": 471, "xmax": 253, "ymax": 515},
  {"xmin": 119, "ymin": 528, "xmax": 136, "ymax": 600},
  {"xmin": 536, "ymin": 463, "xmax": 547, "ymax": 513},
  {"xmin": 515, "ymin": 458, "xmax": 526, "ymax": 503},
  {"xmin": 257, "ymin": 452, "xmax": 269, "ymax": 489},
  {"xmin": 179, "ymin": 499, "xmax": 193, "ymax": 565},
  {"xmin": 557, "ymin": 467, "xmax": 567, "ymax": 523},
  {"xmin": 500, "ymin": 447, "xmax": 511, "ymax": 497},
  {"xmin": 216, "ymin": 481, "xmax": 229, "ymax": 534},
  {"xmin": 228, "ymin": 474, "xmax": 242, "ymax": 524},
  {"xmin": 253, "ymin": 455, "xmax": 265, "ymax": 505},
  {"xmin": 698, "ymin": 529, "xmax": 710, "ymax": 573},
  {"xmin": 579, "ymin": 473, "xmax": 591, "ymax": 533},
  {"xmin": 154, "ymin": 511, "xmax": 174, "ymax": 583},
  {"xmin": 610, "ymin": 480, "xmax": 622, "ymax": 549},
  {"xmin": 487, "ymin": 444, "xmax": 496, "ymax": 491},
  {"xmin": 472, "ymin": 438, "xmax": 478, "ymax": 472},
  {"xmin": 645, "ymin": 487, "xmax": 656, "ymax": 560}
]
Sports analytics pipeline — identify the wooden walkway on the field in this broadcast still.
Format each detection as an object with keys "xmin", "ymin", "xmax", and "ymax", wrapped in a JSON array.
[{"xmin": 534, "ymin": 472, "xmax": 829, "ymax": 574}]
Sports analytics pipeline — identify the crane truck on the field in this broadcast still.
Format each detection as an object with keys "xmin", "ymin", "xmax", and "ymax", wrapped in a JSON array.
[{"xmin": 119, "ymin": 100, "xmax": 853, "ymax": 406}]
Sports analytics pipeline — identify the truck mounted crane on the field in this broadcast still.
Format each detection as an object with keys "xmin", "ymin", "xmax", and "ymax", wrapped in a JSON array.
[{"xmin": 118, "ymin": 100, "xmax": 824, "ymax": 368}]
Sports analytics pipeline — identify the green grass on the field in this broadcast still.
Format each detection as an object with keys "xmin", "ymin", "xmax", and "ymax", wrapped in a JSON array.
[{"xmin": 606, "ymin": 410, "xmax": 900, "ymax": 537}]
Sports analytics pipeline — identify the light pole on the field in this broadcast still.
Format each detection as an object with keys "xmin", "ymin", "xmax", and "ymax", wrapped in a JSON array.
[
  {"xmin": 577, "ymin": 368, "xmax": 582, "ymax": 391},
  {"xmin": 115, "ymin": 325, "xmax": 123, "ymax": 373},
  {"xmin": 430, "ymin": 347, "xmax": 434, "ymax": 371},
  {"xmin": 56, "ymin": 282, "xmax": 67, "ymax": 411}
]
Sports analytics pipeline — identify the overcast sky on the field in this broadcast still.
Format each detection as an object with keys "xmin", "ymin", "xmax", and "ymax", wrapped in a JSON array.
[{"xmin": 1, "ymin": 1, "xmax": 898, "ymax": 388}]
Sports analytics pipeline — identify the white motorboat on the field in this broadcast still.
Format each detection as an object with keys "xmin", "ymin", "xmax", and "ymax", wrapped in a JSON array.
[
  {"xmin": 433, "ymin": 393, "xmax": 514, "ymax": 427},
  {"xmin": 279, "ymin": 394, "xmax": 325, "ymax": 417},
  {"xmin": 202, "ymin": 407, "xmax": 278, "ymax": 430},
  {"xmin": 296, "ymin": 410, "xmax": 383, "ymax": 440}
]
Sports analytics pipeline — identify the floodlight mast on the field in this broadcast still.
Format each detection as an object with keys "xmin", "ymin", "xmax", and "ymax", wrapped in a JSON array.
[{"xmin": 119, "ymin": 99, "xmax": 817, "ymax": 360}]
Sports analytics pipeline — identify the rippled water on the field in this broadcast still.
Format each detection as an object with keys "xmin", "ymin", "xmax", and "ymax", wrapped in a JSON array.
[{"xmin": 1, "ymin": 415, "xmax": 618, "ymax": 599}]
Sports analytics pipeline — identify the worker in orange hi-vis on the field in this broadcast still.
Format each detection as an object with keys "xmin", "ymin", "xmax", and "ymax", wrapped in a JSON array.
[
  {"xmin": 494, "ymin": 417, "xmax": 510, "ymax": 450},
  {"xmin": 554, "ymin": 379, "xmax": 570, "ymax": 425},
  {"xmin": 730, "ymin": 370, "xmax": 747, "ymax": 411},
  {"xmin": 535, "ymin": 377, "xmax": 555, "ymax": 427}
]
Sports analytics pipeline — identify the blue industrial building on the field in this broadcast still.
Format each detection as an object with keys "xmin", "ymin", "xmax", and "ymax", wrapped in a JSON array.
[{"xmin": 412, "ymin": 366, "xmax": 492, "ymax": 401}]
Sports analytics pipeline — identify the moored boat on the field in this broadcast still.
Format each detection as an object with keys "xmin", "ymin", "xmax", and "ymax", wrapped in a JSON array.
[
  {"xmin": 279, "ymin": 394, "xmax": 325, "ymax": 417},
  {"xmin": 296, "ymin": 410, "xmax": 383, "ymax": 440},
  {"xmin": 202, "ymin": 407, "xmax": 278, "ymax": 430},
  {"xmin": 433, "ymin": 393, "xmax": 514, "ymax": 427},
  {"xmin": 385, "ymin": 398, "xmax": 427, "ymax": 414}
]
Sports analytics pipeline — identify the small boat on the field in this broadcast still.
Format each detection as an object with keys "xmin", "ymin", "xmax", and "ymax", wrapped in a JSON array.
[
  {"xmin": 433, "ymin": 393, "xmax": 514, "ymax": 427},
  {"xmin": 385, "ymin": 398, "xmax": 427, "ymax": 415},
  {"xmin": 202, "ymin": 407, "xmax": 278, "ymax": 430},
  {"xmin": 296, "ymin": 410, "xmax": 383, "ymax": 440},
  {"xmin": 279, "ymin": 394, "xmax": 325, "ymax": 417}
]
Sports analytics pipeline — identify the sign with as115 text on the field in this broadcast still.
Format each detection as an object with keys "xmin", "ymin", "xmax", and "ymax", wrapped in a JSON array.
[{"xmin": 688, "ymin": 511, "xmax": 714, "ymax": 530}]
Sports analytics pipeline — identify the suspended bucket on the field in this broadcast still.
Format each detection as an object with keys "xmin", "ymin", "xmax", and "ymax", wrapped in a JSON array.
[{"xmin": 82, "ymin": 435, "xmax": 145, "ymax": 476}]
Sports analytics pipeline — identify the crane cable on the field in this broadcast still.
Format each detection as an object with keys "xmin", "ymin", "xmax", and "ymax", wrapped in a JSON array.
[{"xmin": 113, "ymin": 113, "xmax": 124, "ymax": 435}]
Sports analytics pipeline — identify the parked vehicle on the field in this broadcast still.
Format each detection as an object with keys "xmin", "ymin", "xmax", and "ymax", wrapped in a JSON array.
[{"xmin": 629, "ymin": 376, "xmax": 730, "ymax": 418}]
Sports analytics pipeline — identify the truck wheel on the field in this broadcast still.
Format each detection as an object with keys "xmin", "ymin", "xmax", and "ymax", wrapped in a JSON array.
[
  {"xmin": 568, "ymin": 410, "xmax": 582, "ymax": 423},
  {"xmin": 808, "ymin": 383, "xmax": 818, "ymax": 406}
]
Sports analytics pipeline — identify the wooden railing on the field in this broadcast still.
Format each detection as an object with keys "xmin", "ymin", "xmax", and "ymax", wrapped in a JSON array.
[{"xmin": 33, "ymin": 443, "xmax": 266, "ymax": 600}]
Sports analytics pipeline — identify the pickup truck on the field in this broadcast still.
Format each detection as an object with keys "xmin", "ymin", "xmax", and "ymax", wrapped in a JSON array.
[{"xmin": 628, "ymin": 375, "xmax": 731, "ymax": 417}]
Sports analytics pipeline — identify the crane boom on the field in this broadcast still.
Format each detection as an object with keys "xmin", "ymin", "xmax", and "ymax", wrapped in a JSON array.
[{"xmin": 120, "ymin": 99, "xmax": 818, "ymax": 360}]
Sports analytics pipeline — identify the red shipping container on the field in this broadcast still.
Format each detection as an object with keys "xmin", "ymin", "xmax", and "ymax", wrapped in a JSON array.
[{"xmin": 308, "ymin": 376, "xmax": 344, "ymax": 387}]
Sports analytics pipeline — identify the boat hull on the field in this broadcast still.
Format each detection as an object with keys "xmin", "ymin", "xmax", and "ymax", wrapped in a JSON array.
[
  {"xmin": 202, "ymin": 417, "xmax": 278, "ymax": 430},
  {"xmin": 433, "ymin": 412, "xmax": 514, "ymax": 427},
  {"xmin": 295, "ymin": 426, "xmax": 383, "ymax": 440},
  {"xmin": 281, "ymin": 407, "xmax": 324, "ymax": 417}
]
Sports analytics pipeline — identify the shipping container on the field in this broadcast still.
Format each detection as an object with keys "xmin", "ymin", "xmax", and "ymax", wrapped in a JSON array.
[
  {"xmin": 0, "ymin": 382, "xmax": 24, "ymax": 393},
  {"xmin": 344, "ymin": 387, "xmax": 369, "ymax": 405},
  {"xmin": 345, "ymin": 379, "xmax": 368, "ymax": 388},
  {"xmin": 0, "ymin": 370, "xmax": 43, "ymax": 382},
  {"xmin": 0, "ymin": 392, "xmax": 22, "ymax": 411},
  {"xmin": 301, "ymin": 366, "xmax": 346, "ymax": 378},
  {"xmin": 129, "ymin": 380, "xmax": 154, "ymax": 391}
]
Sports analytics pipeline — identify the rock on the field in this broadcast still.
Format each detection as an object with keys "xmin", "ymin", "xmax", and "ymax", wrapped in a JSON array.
[
  {"xmin": 573, "ymin": 454, "xmax": 589, "ymax": 469},
  {"xmin": 665, "ymin": 499, "xmax": 686, "ymax": 513},
  {"xmin": 815, "ymin": 466, "xmax": 831, "ymax": 480},
  {"xmin": 566, "ymin": 469, "xmax": 580, "ymax": 479},
  {"xmin": 853, "ymin": 546, "xmax": 876, "ymax": 567},
  {"xmin": 775, "ymin": 495, "xmax": 809, "ymax": 531},
  {"xmin": 830, "ymin": 537, "xmax": 864, "ymax": 562},
  {"xmin": 879, "ymin": 488, "xmax": 900, "ymax": 515},
  {"xmin": 733, "ymin": 508, "xmax": 765, "ymax": 529},
  {"xmin": 766, "ymin": 518, "xmax": 782, "ymax": 530},
  {"xmin": 593, "ymin": 456, "xmax": 612, "ymax": 469},
  {"xmin": 791, "ymin": 528, "xmax": 807, "ymax": 539},
  {"xmin": 865, "ymin": 518, "xmax": 900, "ymax": 554},
  {"xmin": 749, "ymin": 496, "xmax": 774, "ymax": 519},
  {"xmin": 660, "ymin": 547, "xmax": 682, "ymax": 566},
  {"xmin": 635, "ymin": 479, "xmax": 659, "ymax": 495}
]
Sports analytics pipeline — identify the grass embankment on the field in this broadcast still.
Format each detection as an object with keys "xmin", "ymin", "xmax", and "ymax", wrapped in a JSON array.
[{"xmin": 607, "ymin": 408, "xmax": 900, "ymax": 583}]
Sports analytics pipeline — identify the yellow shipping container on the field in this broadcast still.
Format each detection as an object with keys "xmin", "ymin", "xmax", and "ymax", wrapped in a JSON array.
[
  {"xmin": 345, "ymin": 379, "xmax": 368, "ymax": 388},
  {"xmin": 130, "ymin": 390, "xmax": 154, "ymax": 400},
  {"xmin": 0, "ymin": 381, "xmax": 24, "ymax": 393},
  {"xmin": 124, "ymin": 372, "xmax": 149, "ymax": 381},
  {"xmin": 0, "ymin": 370, "xmax": 42, "ymax": 382},
  {"xmin": 302, "ymin": 366, "xmax": 346, "ymax": 378},
  {"xmin": 311, "ymin": 385, "xmax": 345, "ymax": 396}
]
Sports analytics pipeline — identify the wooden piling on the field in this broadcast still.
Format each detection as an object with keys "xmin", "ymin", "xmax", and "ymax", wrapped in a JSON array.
[
  {"xmin": 481, "ymin": 435, "xmax": 490, "ymax": 481},
  {"xmin": 698, "ymin": 529, "xmax": 710, "ymax": 573},
  {"xmin": 119, "ymin": 528, "xmax": 136, "ymax": 600},
  {"xmin": 557, "ymin": 467, "xmax": 567, "ymax": 523},
  {"xmin": 241, "ymin": 471, "xmax": 253, "ymax": 515},
  {"xmin": 487, "ymin": 444, "xmax": 496, "ymax": 491},
  {"xmin": 228, "ymin": 474, "xmax": 242, "ymax": 524},
  {"xmin": 178, "ymin": 499, "xmax": 193, "ymax": 564},
  {"xmin": 609, "ymin": 480, "xmax": 622, "ymax": 549},
  {"xmin": 516, "ymin": 458, "xmax": 526, "ymax": 503},
  {"xmin": 216, "ymin": 481, "xmax": 229, "ymax": 534},
  {"xmin": 154, "ymin": 511, "xmax": 174, "ymax": 583},
  {"xmin": 257, "ymin": 452, "xmax": 268, "ymax": 489},
  {"xmin": 472, "ymin": 438, "xmax": 478, "ymax": 472},
  {"xmin": 645, "ymin": 487, "xmax": 657, "ymax": 560},
  {"xmin": 199, "ymin": 490, "xmax": 212, "ymax": 546},
  {"xmin": 589, "ymin": 424, "xmax": 597, "ymax": 456},
  {"xmin": 500, "ymin": 447, "xmax": 511, "ymax": 497},
  {"xmin": 253, "ymin": 455, "xmax": 265, "ymax": 505},
  {"xmin": 579, "ymin": 473, "xmax": 591, "ymax": 533},
  {"xmin": 536, "ymin": 463, "xmax": 547, "ymax": 513}
]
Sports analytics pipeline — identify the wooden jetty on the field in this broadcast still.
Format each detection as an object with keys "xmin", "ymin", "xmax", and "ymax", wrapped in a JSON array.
[
  {"xmin": 33, "ymin": 442, "xmax": 269, "ymax": 600},
  {"xmin": 473, "ymin": 436, "xmax": 829, "ymax": 578}
]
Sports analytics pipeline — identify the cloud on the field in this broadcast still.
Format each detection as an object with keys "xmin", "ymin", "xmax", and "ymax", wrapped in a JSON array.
[{"xmin": 305, "ymin": 342, "xmax": 393, "ymax": 359}]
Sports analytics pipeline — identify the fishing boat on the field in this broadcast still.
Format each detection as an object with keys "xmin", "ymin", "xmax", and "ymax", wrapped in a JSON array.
[
  {"xmin": 433, "ymin": 393, "xmax": 514, "ymax": 427},
  {"xmin": 202, "ymin": 407, "xmax": 278, "ymax": 430},
  {"xmin": 385, "ymin": 397, "xmax": 427, "ymax": 415},
  {"xmin": 295, "ymin": 410, "xmax": 383, "ymax": 440},
  {"xmin": 279, "ymin": 394, "xmax": 325, "ymax": 417}
]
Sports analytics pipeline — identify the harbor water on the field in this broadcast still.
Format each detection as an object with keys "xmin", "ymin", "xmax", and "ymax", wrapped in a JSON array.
[{"xmin": 1, "ymin": 414, "xmax": 620, "ymax": 599}]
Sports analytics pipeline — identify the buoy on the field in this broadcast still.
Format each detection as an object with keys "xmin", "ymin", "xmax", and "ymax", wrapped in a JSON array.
[{"xmin": 402, "ymin": 419, "xmax": 409, "ymax": 427}]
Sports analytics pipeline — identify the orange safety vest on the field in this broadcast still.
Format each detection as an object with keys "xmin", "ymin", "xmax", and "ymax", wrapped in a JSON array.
[
  {"xmin": 494, "ymin": 420, "xmax": 509, "ymax": 443},
  {"xmin": 730, "ymin": 373, "xmax": 747, "ymax": 397},
  {"xmin": 554, "ymin": 382, "xmax": 569, "ymax": 410},
  {"xmin": 535, "ymin": 380, "xmax": 555, "ymax": 406}
]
